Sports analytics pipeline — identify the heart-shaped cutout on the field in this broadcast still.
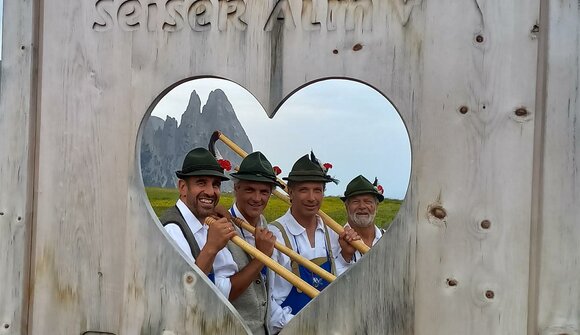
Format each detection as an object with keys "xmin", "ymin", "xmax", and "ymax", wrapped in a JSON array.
[{"xmin": 140, "ymin": 77, "xmax": 411, "ymax": 333}]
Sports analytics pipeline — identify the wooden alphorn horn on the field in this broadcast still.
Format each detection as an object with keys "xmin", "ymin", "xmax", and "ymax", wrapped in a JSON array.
[
  {"xmin": 230, "ymin": 216, "xmax": 337, "ymax": 283},
  {"xmin": 209, "ymin": 130, "xmax": 371, "ymax": 255},
  {"xmin": 204, "ymin": 217, "xmax": 320, "ymax": 299}
]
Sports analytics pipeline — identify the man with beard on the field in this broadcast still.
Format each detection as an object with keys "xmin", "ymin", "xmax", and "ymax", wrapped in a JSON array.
[
  {"xmin": 161, "ymin": 147, "xmax": 239, "ymax": 299},
  {"xmin": 335, "ymin": 175, "xmax": 385, "ymax": 274},
  {"xmin": 268, "ymin": 152, "xmax": 359, "ymax": 333},
  {"xmin": 226, "ymin": 151, "xmax": 282, "ymax": 335}
]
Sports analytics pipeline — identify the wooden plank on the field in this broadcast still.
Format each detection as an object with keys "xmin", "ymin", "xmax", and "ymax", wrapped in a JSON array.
[
  {"xmin": 0, "ymin": 0, "xmax": 37, "ymax": 333},
  {"xmin": 283, "ymin": 0, "xmax": 540, "ymax": 333},
  {"xmin": 531, "ymin": 1, "xmax": 580, "ymax": 333},
  {"xmin": 19, "ymin": 0, "xmax": 550, "ymax": 334}
]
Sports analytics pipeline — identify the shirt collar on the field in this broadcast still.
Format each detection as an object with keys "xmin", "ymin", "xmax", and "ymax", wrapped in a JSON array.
[
  {"xmin": 176, "ymin": 199, "xmax": 204, "ymax": 234},
  {"xmin": 283, "ymin": 209, "xmax": 325, "ymax": 236}
]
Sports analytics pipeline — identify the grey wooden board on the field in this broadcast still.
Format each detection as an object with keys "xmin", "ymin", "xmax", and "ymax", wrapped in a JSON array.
[
  {"xmin": 0, "ymin": 0, "xmax": 36, "ymax": 333},
  {"xmin": 531, "ymin": 1, "xmax": 580, "ymax": 334},
  {"xmin": 283, "ymin": 0, "xmax": 540, "ymax": 334},
  {"xmin": 2, "ymin": 0, "xmax": 579, "ymax": 333}
]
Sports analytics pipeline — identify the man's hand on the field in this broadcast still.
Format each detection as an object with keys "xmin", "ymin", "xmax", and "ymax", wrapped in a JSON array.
[
  {"xmin": 254, "ymin": 227, "xmax": 276, "ymax": 257},
  {"xmin": 212, "ymin": 204, "xmax": 231, "ymax": 219},
  {"xmin": 205, "ymin": 217, "xmax": 236, "ymax": 254},
  {"xmin": 338, "ymin": 226, "xmax": 361, "ymax": 263}
]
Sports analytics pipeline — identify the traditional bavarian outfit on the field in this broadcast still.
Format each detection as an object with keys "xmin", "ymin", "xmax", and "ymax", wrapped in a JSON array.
[
  {"xmin": 267, "ymin": 152, "xmax": 340, "ymax": 333},
  {"xmin": 227, "ymin": 151, "xmax": 285, "ymax": 335},
  {"xmin": 335, "ymin": 175, "xmax": 386, "ymax": 275},
  {"xmin": 161, "ymin": 147, "xmax": 237, "ymax": 298},
  {"xmin": 268, "ymin": 211, "xmax": 340, "ymax": 332}
]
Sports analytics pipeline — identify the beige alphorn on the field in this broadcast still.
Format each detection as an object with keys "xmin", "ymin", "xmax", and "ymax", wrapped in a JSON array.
[
  {"xmin": 229, "ymin": 216, "xmax": 337, "ymax": 283},
  {"xmin": 204, "ymin": 217, "xmax": 320, "ymax": 299},
  {"xmin": 211, "ymin": 130, "xmax": 371, "ymax": 255}
]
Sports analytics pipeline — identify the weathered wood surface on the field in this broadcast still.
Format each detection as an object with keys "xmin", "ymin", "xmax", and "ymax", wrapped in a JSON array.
[
  {"xmin": 0, "ymin": 0, "xmax": 36, "ymax": 334},
  {"xmin": 283, "ymin": 0, "xmax": 540, "ymax": 334},
  {"xmin": 1, "ymin": 0, "xmax": 579, "ymax": 334},
  {"xmin": 530, "ymin": 1, "xmax": 580, "ymax": 334}
]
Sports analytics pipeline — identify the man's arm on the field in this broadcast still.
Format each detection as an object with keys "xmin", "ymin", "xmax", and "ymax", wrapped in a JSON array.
[
  {"xmin": 197, "ymin": 217, "xmax": 236, "ymax": 274},
  {"xmin": 267, "ymin": 226, "xmax": 295, "ymax": 333},
  {"xmin": 229, "ymin": 227, "xmax": 276, "ymax": 300}
]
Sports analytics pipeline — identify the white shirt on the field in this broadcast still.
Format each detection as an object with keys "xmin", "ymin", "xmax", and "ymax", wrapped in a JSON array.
[
  {"xmin": 334, "ymin": 223, "xmax": 383, "ymax": 275},
  {"xmin": 164, "ymin": 199, "xmax": 238, "ymax": 298},
  {"xmin": 267, "ymin": 209, "xmax": 341, "ymax": 333}
]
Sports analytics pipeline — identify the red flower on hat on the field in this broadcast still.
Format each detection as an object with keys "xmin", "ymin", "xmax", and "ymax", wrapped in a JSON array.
[
  {"xmin": 377, "ymin": 185, "xmax": 384, "ymax": 194},
  {"xmin": 323, "ymin": 163, "xmax": 333, "ymax": 170},
  {"xmin": 273, "ymin": 166, "xmax": 282, "ymax": 175},
  {"xmin": 217, "ymin": 159, "xmax": 232, "ymax": 171}
]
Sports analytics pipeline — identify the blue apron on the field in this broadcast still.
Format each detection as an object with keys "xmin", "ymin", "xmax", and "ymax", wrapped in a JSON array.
[
  {"xmin": 230, "ymin": 207, "xmax": 268, "ymax": 279},
  {"xmin": 280, "ymin": 235, "xmax": 332, "ymax": 314}
]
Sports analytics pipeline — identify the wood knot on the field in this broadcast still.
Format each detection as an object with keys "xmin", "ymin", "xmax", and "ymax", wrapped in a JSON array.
[
  {"xmin": 480, "ymin": 220, "xmax": 491, "ymax": 229},
  {"xmin": 514, "ymin": 108, "xmax": 528, "ymax": 117},
  {"xmin": 485, "ymin": 290, "xmax": 495, "ymax": 299},
  {"xmin": 430, "ymin": 206, "xmax": 447, "ymax": 220}
]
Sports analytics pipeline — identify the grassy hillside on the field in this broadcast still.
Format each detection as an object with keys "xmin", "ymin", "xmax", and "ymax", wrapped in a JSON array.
[{"xmin": 146, "ymin": 187, "xmax": 402, "ymax": 229}]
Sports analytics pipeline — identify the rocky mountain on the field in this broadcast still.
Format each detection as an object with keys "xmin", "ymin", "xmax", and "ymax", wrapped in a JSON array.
[{"xmin": 140, "ymin": 89, "xmax": 253, "ymax": 191}]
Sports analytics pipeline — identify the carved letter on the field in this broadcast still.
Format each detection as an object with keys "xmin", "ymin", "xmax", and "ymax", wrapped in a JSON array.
[
  {"xmin": 117, "ymin": 0, "xmax": 143, "ymax": 31},
  {"xmin": 346, "ymin": 0, "xmax": 372, "ymax": 32},
  {"xmin": 188, "ymin": 0, "xmax": 213, "ymax": 31},
  {"xmin": 147, "ymin": 3, "xmax": 158, "ymax": 32},
  {"xmin": 326, "ymin": 0, "xmax": 346, "ymax": 31},
  {"xmin": 218, "ymin": 0, "xmax": 247, "ymax": 31},
  {"xmin": 301, "ymin": 0, "xmax": 321, "ymax": 31},
  {"xmin": 264, "ymin": 0, "xmax": 295, "ymax": 31},
  {"xmin": 93, "ymin": 0, "xmax": 114, "ymax": 31},
  {"xmin": 163, "ymin": 0, "xmax": 185, "ymax": 32}
]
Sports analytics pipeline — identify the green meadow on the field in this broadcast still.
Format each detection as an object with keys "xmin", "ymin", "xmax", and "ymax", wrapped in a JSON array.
[{"xmin": 146, "ymin": 187, "xmax": 402, "ymax": 229}]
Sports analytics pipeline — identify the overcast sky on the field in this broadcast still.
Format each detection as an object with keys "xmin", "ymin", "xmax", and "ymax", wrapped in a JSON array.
[{"xmin": 152, "ymin": 78, "xmax": 411, "ymax": 199}]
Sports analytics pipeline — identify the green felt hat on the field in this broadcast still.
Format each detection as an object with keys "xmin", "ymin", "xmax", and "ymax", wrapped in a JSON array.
[
  {"xmin": 229, "ymin": 151, "xmax": 284, "ymax": 188},
  {"xmin": 341, "ymin": 175, "xmax": 384, "ymax": 202},
  {"xmin": 175, "ymin": 147, "xmax": 230, "ymax": 181},
  {"xmin": 283, "ymin": 151, "xmax": 338, "ymax": 184}
]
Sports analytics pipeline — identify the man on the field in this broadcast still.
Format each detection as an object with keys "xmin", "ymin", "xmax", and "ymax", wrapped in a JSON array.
[
  {"xmin": 161, "ymin": 147, "xmax": 270, "ymax": 304},
  {"xmin": 226, "ymin": 151, "xmax": 282, "ymax": 335},
  {"xmin": 335, "ymin": 175, "xmax": 385, "ymax": 273},
  {"xmin": 268, "ymin": 152, "xmax": 359, "ymax": 333}
]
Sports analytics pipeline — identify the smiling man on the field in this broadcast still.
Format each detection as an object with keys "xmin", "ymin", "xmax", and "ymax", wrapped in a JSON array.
[
  {"xmin": 335, "ymin": 175, "xmax": 386, "ymax": 274},
  {"xmin": 160, "ymin": 147, "xmax": 238, "ymax": 298},
  {"xmin": 267, "ymin": 152, "xmax": 357, "ymax": 333},
  {"xmin": 226, "ymin": 151, "xmax": 282, "ymax": 335}
]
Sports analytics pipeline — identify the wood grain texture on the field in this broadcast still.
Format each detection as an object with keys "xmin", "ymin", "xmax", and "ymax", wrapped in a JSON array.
[
  {"xmin": 4, "ymin": 0, "xmax": 577, "ymax": 334},
  {"xmin": 0, "ymin": 0, "xmax": 37, "ymax": 334},
  {"xmin": 532, "ymin": 1, "xmax": 580, "ymax": 334},
  {"xmin": 283, "ymin": 0, "xmax": 539, "ymax": 333}
]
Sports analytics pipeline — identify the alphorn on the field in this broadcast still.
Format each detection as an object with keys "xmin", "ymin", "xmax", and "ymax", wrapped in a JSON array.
[
  {"xmin": 204, "ymin": 217, "xmax": 320, "ymax": 299},
  {"xmin": 230, "ymin": 216, "xmax": 337, "ymax": 283},
  {"xmin": 209, "ymin": 130, "xmax": 371, "ymax": 255}
]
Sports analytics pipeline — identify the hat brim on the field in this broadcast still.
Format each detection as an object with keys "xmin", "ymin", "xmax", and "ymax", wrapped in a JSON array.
[
  {"xmin": 230, "ymin": 172, "xmax": 284, "ymax": 189},
  {"xmin": 176, "ymin": 169, "xmax": 230, "ymax": 181},
  {"xmin": 341, "ymin": 190, "xmax": 384, "ymax": 202},
  {"xmin": 283, "ymin": 175, "xmax": 334, "ymax": 183}
]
